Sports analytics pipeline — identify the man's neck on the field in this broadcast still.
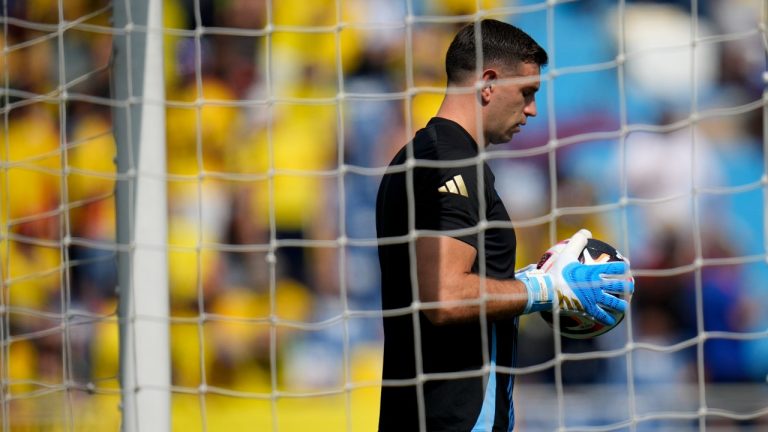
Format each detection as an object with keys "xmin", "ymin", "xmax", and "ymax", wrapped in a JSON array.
[{"xmin": 435, "ymin": 91, "xmax": 483, "ymax": 147}]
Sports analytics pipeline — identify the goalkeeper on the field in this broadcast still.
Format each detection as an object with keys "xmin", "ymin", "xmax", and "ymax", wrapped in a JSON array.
[{"xmin": 375, "ymin": 20, "xmax": 634, "ymax": 431}]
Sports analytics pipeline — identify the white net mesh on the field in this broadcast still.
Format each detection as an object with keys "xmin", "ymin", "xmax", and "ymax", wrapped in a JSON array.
[{"xmin": 1, "ymin": 0, "xmax": 767, "ymax": 431}]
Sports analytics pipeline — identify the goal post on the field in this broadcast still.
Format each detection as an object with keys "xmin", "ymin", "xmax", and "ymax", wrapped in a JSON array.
[{"xmin": 111, "ymin": 0, "xmax": 170, "ymax": 431}]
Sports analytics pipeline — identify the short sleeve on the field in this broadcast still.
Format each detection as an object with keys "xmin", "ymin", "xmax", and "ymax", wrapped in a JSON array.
[{"xmin": 414, "ymin": 164, "xmax": 481, "ymax": 249}]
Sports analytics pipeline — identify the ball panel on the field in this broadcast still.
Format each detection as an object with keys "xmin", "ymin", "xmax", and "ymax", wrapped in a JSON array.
[{"xmin": 539, "ymin": 311, "xmax": 612, "ymax": 339}]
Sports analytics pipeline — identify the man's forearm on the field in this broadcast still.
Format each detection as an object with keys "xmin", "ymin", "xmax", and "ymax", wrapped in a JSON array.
[{"xmin": 420, "ymin": 273, "xmax": 529, "ymax": 325}]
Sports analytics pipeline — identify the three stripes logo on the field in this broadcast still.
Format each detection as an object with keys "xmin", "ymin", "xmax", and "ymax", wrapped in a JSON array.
[{"xmin": 437, "ymin": 174, "xmax": 469, "ymax": 198}]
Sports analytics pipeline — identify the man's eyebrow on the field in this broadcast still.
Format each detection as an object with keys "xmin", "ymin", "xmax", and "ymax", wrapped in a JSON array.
[{"xmin": 523, "ymin": 83, "xmax": 540, "ymax": 92}]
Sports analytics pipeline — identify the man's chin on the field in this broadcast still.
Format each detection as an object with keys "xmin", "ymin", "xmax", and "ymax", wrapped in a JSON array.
[{"xmin": 488, "ymin": 132, "xmax": 517, "ymax": 145}]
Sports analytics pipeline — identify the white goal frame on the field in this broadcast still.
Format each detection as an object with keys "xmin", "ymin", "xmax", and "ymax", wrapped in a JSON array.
[{"xmin": 112, "ymin": 0, "xmax": 170, "ymax": 431}]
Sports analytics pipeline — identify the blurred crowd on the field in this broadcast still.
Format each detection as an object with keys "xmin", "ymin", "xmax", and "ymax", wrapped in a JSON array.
[{"xmin": 1, "ymin": 0, "xmax": 766, "ymax": 429}]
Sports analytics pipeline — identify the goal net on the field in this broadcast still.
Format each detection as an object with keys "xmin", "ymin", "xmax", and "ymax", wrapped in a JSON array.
[{"xmin": 1, "ymin": 0, "xmax": 766, "ymax": 431}]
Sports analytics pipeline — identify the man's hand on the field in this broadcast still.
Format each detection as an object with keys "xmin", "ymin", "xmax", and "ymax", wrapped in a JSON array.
[{"xmin": 516, "ymin": 229, "xmax": 634, "ymax": 325}]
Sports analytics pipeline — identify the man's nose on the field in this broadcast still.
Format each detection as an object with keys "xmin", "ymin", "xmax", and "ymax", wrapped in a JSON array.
[{"xmin": 524, "ymin": 100, "xmax": 537, "ymax": 117}]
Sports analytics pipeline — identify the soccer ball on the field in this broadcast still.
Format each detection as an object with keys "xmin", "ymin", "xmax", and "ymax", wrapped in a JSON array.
[{"xmin": 536, "ymin": 238, "xmax": 633, "ymax": 339}]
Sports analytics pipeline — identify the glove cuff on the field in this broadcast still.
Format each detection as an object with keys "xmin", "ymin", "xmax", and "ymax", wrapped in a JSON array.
[{"xmin": 517, "ymin": 269, "xmax": 555, "ymax": 314}]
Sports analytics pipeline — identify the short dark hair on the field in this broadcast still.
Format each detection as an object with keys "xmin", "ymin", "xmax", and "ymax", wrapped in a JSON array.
[{"xmin": 445, "ymin": 19, "xmax": 548, "ymax": 84}]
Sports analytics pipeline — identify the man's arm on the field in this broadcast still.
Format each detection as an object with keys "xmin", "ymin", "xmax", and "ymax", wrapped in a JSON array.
[
  {"xmin": 416, "ymin": 230, "xmax": 635, "ymax": 327},
  {"xmin": 416, "ymin": 235, "xmax": 528, "ymax": 325}
]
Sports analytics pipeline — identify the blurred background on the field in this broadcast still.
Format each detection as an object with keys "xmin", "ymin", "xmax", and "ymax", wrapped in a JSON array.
[{"xmin": 1, "ymin": 0, "xmax": 766, "ymax": 430}]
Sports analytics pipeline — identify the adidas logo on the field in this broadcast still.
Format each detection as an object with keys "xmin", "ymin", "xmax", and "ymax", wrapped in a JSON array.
[{"xmin": 437, "ymin": 174, "xmax": 469, "ymax": 197}]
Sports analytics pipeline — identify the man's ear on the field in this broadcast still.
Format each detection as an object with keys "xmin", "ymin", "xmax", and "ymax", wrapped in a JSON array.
[{"xmin": 479, "ymin": 68, "xmax": 498, "ymax": 104}]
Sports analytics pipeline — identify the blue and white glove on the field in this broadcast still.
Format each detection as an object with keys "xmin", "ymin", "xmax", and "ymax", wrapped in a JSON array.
[{"xmin": 516, "ymin": 229, "xmax": 634, "ymax": 326}]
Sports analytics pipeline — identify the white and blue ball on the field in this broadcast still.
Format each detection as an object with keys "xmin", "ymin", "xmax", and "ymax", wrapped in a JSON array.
[{"xmin": 536, "ymin": 238, "xmax": 634, "ymax": 339}]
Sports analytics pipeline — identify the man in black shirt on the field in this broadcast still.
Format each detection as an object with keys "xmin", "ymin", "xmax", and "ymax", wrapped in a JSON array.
[{"xmin": 376, "ymin": 20, "xmax": 634, "ymax": 431}]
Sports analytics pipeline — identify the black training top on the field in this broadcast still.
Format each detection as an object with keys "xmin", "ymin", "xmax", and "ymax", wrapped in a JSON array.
[{"xmin": 376, "ymin": 117, "xmax": 519, "ymax": 431}]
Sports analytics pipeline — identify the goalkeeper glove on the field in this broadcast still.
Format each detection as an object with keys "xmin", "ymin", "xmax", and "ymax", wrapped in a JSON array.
[{"xmin": 516, "ymin": 229, "xmax": 634, "ymax": 326}]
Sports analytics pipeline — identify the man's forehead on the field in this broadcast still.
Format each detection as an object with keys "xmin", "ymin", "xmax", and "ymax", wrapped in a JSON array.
[
  {"xmin": 499, "ymin": 63, "xmax": 541, "ymax": 86},
  {"xmin": 516, "ymin": 62, "xmax": 541, "ymax": 76}
]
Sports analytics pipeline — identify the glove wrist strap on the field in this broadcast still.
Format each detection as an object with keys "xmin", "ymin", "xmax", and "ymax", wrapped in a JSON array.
[{"xmin": 517, "ymin": 269, "xmax": 555, "ymax": 314}]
